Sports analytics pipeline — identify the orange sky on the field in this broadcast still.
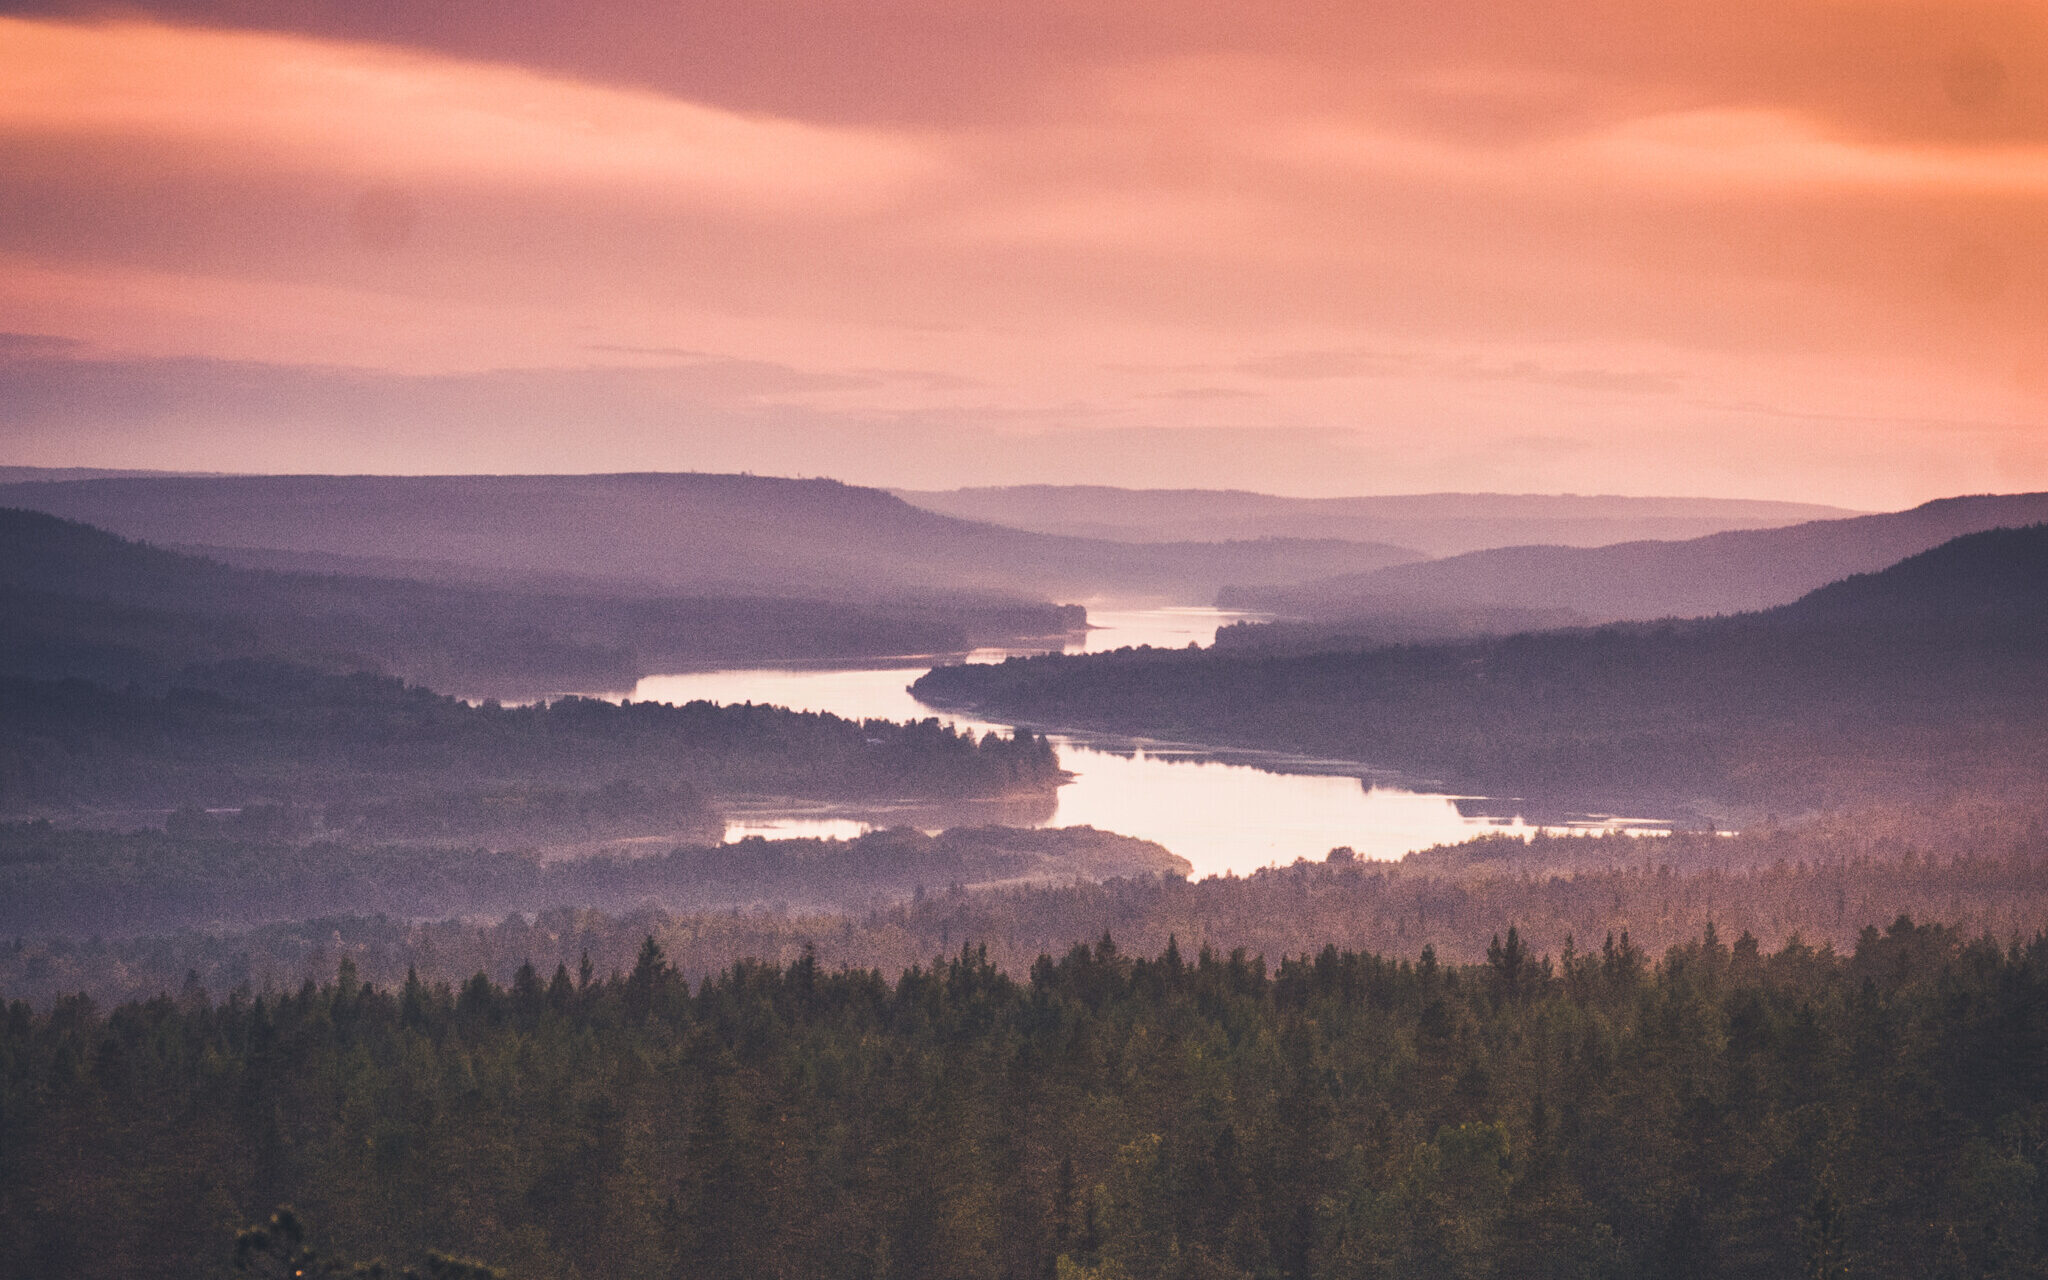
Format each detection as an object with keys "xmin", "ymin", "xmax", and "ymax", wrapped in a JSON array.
[{"xmin": 0, "ymin": 1, "xmax": 2044, "ymax": 506}]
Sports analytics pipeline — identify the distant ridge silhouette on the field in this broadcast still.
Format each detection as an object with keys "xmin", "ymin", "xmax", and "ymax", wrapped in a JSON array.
[
  {"xmin": 0, "ymin": 506, "xmax": 1074, "ymax": 696},
  {"xmin": 898, "ymin": 484, "xmax": 1854, "ymax": 555},
  {"xmin": 1773, "ymin": 523, "xmax": 2048, "ymax": 625},
  {"xmin": 0, "ymin": 471, "xmax": 1420, "ymax": 602},
  {"xmin": 1226, "ymin": 492, "xmax": 2048, "ymax": 622}
]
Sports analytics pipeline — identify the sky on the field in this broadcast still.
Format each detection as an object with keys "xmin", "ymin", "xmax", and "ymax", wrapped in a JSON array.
[{"xmin": 0, "ymin": 0, "xmax": 2044, "ymax": 507}]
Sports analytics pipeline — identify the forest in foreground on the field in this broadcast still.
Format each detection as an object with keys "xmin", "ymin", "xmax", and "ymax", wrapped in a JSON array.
[{"xmin": 5, "ymin": 921, "xmax": 2045, "ymax": 1280}]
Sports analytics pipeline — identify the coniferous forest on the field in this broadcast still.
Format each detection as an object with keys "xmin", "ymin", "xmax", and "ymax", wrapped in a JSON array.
[{"xmin": 6, "ymin": 924, "xmax": 2047, "ymax": 1279}]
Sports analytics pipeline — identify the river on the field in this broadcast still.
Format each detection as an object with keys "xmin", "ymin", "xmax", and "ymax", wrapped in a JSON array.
[{"xmin": 587, "ymin": 607, "xmax": 1665, "ymax": 878}]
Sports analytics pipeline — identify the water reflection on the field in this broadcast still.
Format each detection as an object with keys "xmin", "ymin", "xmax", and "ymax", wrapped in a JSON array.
[
  {"xmin": 723, "ymin": 816, "xmax": 872, "ymax": 842},
  {"xmin": 615, "ymin": 608, "xmax": 1666, "ymax": 878},
  {"xmin": 716, "ymin": 792, "xmax": 1060, "ymax": 845},
  {"xmin": 1068, "ymin": 607, "xmax": 1268, "ymax": 654}
]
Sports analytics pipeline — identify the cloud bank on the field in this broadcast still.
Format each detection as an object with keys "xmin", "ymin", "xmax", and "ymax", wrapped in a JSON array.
[{"xmin": 0, "ymin": 4, "xmax": 2042, "ymax": 504}]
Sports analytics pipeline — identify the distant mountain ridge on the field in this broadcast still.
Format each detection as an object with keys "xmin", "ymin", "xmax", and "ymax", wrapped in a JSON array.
[
  {"xmin": 0, "ymin": 507, "xmax": 1079, "ymax": 697},
  {"xmin": 1227, "ymin": 492, "xmax": 2048, "ymax": 623},
  {"xmin": 898, "ymin": 484, "xmax": 1856, "ymax": 555},
  {"xmin": 0, "ymin": 472, "xmax": 1421, "ymax": 603}
]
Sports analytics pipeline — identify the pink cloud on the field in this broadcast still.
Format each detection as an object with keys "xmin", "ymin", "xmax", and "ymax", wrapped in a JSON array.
[{"xmin": 0, "ymin": 9, "xmax": 2040, "ymax": 507}]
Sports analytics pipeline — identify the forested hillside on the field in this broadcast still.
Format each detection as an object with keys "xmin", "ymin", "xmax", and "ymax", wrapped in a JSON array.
[
  {"xmin": 6, "ymin": 924, "xmax": 2046, "ymax": 1279},
  {"xmin": 0, "ymin": 507, "xmax": 1081, "ymax": 697},
  {"xmin": 918, "ymin": 526, "xmax": 2048, "ymax": 812},
  {"xmin": 0, "ymin": 662, "xmax": 1060, "ymax": 817}
]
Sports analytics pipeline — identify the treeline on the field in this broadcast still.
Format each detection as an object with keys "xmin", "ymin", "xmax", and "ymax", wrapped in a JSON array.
[
  {"xmin": 1211, "ymin": 606, "xmax": 1584, "ymax": 653},
  {"xmin": 0, "ymin": 506, "xmax": 1083, "ymax": 698},
  {"xmin": 185, "ymin": 779, "xmax": 726, "ymax": 848},
  {"xmin": 0, "ymin": 822, "xmax": 1182, "ymax": 939},
  {"xmin": 0, "ymin": 662, "xmax": 1061, "ymax": 814},
  {"xmin": 5, "ymin": 924, "xmax": 2047, "ymax": 1278},
  {"xmin": 10, "ymin": 816, "xmax": 2046, "ymax": 1008},
  {"xmin": 916, "ymin": 526, "xmax": 2048, "ymax": 812}
]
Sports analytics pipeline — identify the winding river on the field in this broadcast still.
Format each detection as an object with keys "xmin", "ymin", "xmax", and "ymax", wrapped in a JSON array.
[{"xmin": 600, "ymin": 608, "xmax": 1665, "ymax": 878}]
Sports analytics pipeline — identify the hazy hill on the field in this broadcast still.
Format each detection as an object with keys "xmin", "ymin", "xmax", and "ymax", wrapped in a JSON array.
[
  {"xmin": 1226, "ymin": 491, "xmax": 2048, "ymax": 622},
  {"xmin": 897, "ymin": 484, "xmax": 1853, "ymax": 555},
  {"xmin": 0, "ymin": 823, "xmax": 1184, "ymax": 936},
  {"xmin": 0, "ymin": 471, "xmax": 1421, "ymax": 602},
  {"xmin": 1773, "ymin": 521, "xmax": 2048, "ymax": 626},
  {"xmin": 1211, "ymin": 605, "xmax": 1592, "ymax": 655},
  {"xmin": 0, "ymin": 508, "xmax": 1079, "ymax": 696},
  {"xmin": 914, "ymin": 525, "xmax": 2048, "ymax": 812}
]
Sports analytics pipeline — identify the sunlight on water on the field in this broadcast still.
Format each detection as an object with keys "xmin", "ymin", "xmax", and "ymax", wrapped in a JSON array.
[
  {"xmin": 1068, "ymin": 607, "xmax": 1268, "ymax": 654},
  {"xmin": 617, "ymin": 608, "xmax": 1665, "ymax": 876},
  {"xmin": 629, "ymin": 665, "xmax": 946, "ymax": 724},
  {"xmin": 722, "ymin": 816, "xmax": 874, "ymax": 843},
  {"xmin": 1042, "ymin": 748, "xmax": 1561, "ymax": 880}
]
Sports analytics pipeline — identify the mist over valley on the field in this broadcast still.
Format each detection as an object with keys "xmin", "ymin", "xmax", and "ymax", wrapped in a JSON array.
[{"xmin": 7, "ymin": 1, "xmax": 2048, "ymax": 1269}]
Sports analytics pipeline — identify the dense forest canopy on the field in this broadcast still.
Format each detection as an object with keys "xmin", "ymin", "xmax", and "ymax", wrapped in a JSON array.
[{"xmin": 6, "ymin": 924, "xmax": 2046, "ymax": 1279}]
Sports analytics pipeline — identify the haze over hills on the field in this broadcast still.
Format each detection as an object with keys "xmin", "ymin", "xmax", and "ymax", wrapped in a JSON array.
[
  {"xmin": 0, "ymin": 508, "xmax": 1080, "ymax": 696},
  {"xmin": 0, "ymin": 471, "xmax": 1421, "ymax": 604},
  {"xmin": 1225, "ymin": 491, "xmax": 2048, "ymax": 623},
  {"xmin": 1774, "ymin": 522, "xmax": 2048, "ymax": 626},
  {"xmin": 0, "ymin": 822, "xmax": 1185, "ymax": 937},
  {"xmin": 897, "ymin": 485, "xmax": 1856, "ymax": 556},
  {"xmin": 916, "ymin": 524, "xmax": 2048, "ymax": 814}
]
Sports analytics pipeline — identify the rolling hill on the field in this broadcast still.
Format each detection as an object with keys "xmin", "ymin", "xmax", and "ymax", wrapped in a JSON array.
[
  {"xmin": 914, "ymin": 524, "xmax": 2048, "ymax": 813},
  {"xmin": 0, "ymin": 471, "xmax": 1422, "ymax": 603},
  {"xmin": 1225, "ymin": 491, "xmax": 2048, "ymax": 622},
  {"xmin": 1771, "ymin": 522, "xmax": 2048, "ymax": 626},
  {"xmin": 0, "ymin": 508, "xmax": 1079, "ymax": 696},
  {"xmin": 897, "ymin": 485, "xmax": 1854, "ymax": 555}
]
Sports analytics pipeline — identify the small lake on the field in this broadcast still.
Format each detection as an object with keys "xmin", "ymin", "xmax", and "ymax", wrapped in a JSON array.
[{"xmin": 598, "ymin": 607, "xmax": 1666, "ymax": 878}]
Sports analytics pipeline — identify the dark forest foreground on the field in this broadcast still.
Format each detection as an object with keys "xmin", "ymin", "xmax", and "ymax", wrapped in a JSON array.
[{"xmin": 5, "ymin": 925, "xmax": 2046, "ymax": 1279}]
